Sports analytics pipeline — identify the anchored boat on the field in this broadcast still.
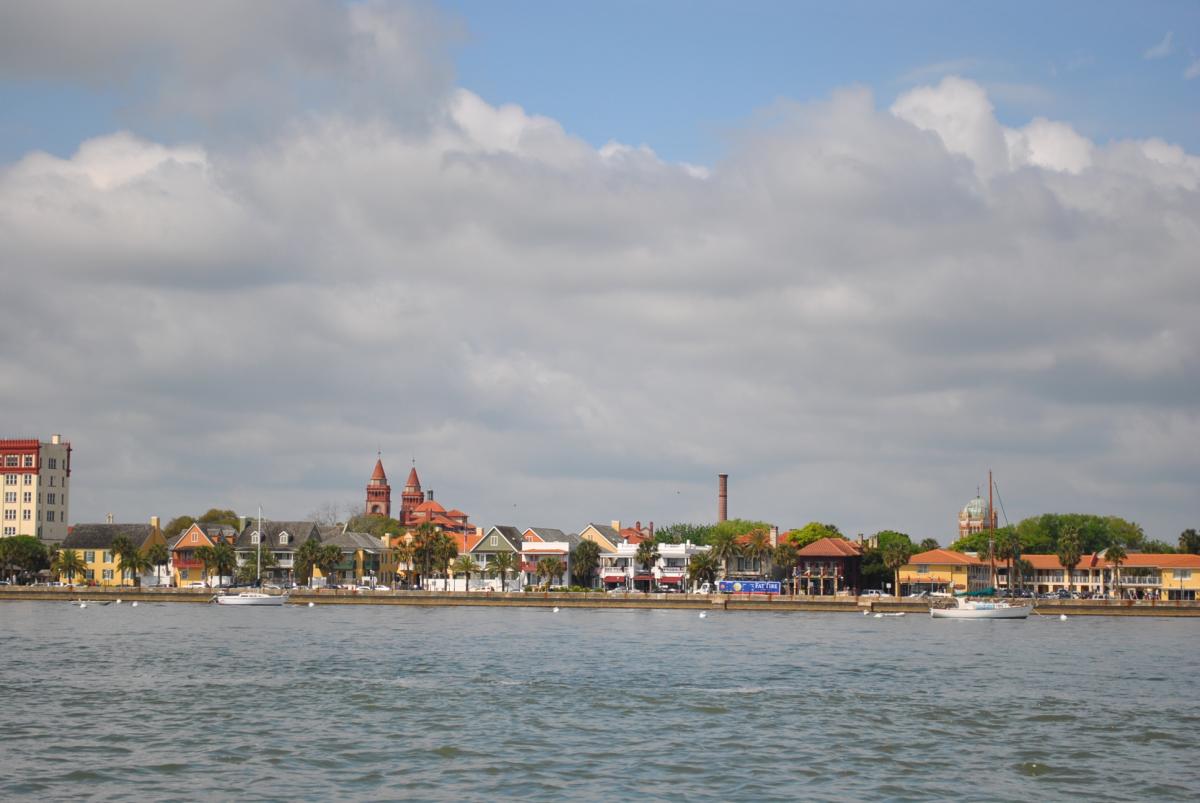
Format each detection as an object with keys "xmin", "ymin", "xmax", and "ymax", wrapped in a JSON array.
[
  {"xmin": 931, "ymin": 596, "xmax": 1030, "ymax": 619},
  {"xmin": 215, "ymin": 506, "xmax": 286, "ymax": 607}
]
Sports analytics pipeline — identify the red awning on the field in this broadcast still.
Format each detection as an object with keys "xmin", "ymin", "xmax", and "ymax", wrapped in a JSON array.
[
  {"xmin": 634, "ymin": 574, "xmax": 653, "ymax": 581},
  {"xmin": 602, "ymin": 574, "xmax": 626, "ymax": 582},
  {"xmin": 658, "ymin": 576, "xmax": 681, "ymax": 584}
]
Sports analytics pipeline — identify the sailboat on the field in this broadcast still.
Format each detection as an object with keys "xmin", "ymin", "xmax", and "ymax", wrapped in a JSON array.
[{"xmin": 216, "ymin": 507, "xmax": 287, "ymax": 607}]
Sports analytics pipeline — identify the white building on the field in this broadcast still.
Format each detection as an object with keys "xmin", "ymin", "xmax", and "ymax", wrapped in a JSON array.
[{"xmin": 0, "ymin": 434, "xmax": 72, "ymax": 542}]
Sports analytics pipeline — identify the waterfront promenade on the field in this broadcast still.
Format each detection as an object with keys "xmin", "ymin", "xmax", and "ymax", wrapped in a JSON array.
[{"xmin": 3, "ymin": 586, "xmax": 1199, "ymax": 616}]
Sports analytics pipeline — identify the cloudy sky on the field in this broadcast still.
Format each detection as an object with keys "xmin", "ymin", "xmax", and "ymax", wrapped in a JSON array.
[{"xmin": 2, "ymin": 1, "xmax": 1197, "ymax": 543}]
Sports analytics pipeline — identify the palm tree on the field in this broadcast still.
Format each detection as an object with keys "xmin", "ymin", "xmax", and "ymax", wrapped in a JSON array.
[
  {"xmin": 489, "ymin": 551, "xmax": 517, "ymax": 592},
  {"xmin": 773, "ymin": 542, "xmax": 799, "ymax": 594},
  {"xmin": 410, "ymin": 522, "xmax": 440, "ymax": 588},
  {"xmin": 145, "ymin": 542, "xmax": 169, "ymax": 586},
  {"xmin": 450, "ymin": 555, "xmax": 480, "ymax": 592},
  {"xmin": 1013, "ymin": 558, "xmax": 1033, "ymax": 594},
  {"xmin": 1056, "ymin": 529, "xmax": 1083, "ymax": 595},
  {"xmin": 294, "ymin": 538, "xmax": 323, "ymax": 586},
  {"xmin": 742, "ymin": 528, "xmax": 773, "ymax": 578},
  {"xmin": 709, "ymin": 530, "xmax": 740, "ymax": 580},
  {"xmin": 536, "ymin": 556, "xmax": 565, "ymax": 590},
  {"xmin": 1105, "ymin": 544, "xmax": 1127, "ymax": 599},
  {"xmin": 110, "ymin": 535, "xmax": 138, "ymax": 585},
  {"xmin": 392, "ymin": 537, "xmax": 416, "ymax": 589},
  {"xmin": 314, "ymin": 544, "xmax": 344, "ymax": 587},
  {"xmin": 882, "ymin": 542, "xmax": 913, "ymax": 598},
  {"xmin": 117, "ymin": 548, "xmax": 154, "ymax": 588},
  {"xmin": 687, "ymin": 550, "xmax": 719, "ymax": 591},
  {"xmin": 432, "ymin": 532, "xmax": 459, "ymax": 590},
  {"xmin": 52, "ymin": 548, "xmax": 85, "ymax": 585},
  {"xmin": 193, "ymin": 545, "xmax": 219, "ymax": 587},
  {"xmin": 994, "ymin": 531, "xmax": 1021, "ymax": 596},
  {"xmin": 571, "ymin": 540, "xmax": 600, "ymax": 588},
  {"xmin": 634, "ymin": 540, "xmax": 661, "ymax": 592},
  {"xmin": 236, "ymin": 546, "xmax": 278, "ymax": 585}
]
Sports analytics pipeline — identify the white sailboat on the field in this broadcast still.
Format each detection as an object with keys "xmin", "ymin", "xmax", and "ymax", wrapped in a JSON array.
[
  {"xmin": 216, "ymin": 507, "xmax": 286, "ymax": 607},
  {"xmin": 930, "ymin": 596, "xmax": 1030, "ymax": 619}
]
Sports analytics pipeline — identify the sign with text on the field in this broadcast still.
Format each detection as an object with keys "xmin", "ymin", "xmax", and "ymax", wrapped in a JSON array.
[{"xmin": 718, "ymin": 580, "xmax": 782, "ymax": 594}]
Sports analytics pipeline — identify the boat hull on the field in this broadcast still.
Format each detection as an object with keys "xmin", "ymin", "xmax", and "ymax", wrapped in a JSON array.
[
  {"xmin": 215, "ymin": 593, "xmax": 287, "ymax": 606},
  {"xmin": 931, "ymin": 605, "xmax": 1030, "ymax": 619}
]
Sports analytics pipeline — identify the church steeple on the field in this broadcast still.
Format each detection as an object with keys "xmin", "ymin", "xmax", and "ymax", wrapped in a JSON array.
[
  {"xmin": 401, "ymin": 462, "xmax": 423, "ymax": 519},
  {"xmin": 365, "ymin": 454, "xmax": 392, "ymax": 517}
]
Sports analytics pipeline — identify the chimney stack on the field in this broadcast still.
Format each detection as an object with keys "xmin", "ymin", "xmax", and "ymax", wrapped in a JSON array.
[
  {"xmin": 718, "ymin": 474, "xmax": 728, "ymax": 522},
  {"xmin": 611, "ymin": 520, "xmax": 621, "ymax": 532},
  {"xmin": 106, "ymin": 512, "xmax": 114, "ymax": 524},
  {"xmin": 649, "ymin": 521, "xmax": 654, "ymax": 540},
  {"xmin": 150, "ymin": 516, "xmax": 160, "ymax": 531}
]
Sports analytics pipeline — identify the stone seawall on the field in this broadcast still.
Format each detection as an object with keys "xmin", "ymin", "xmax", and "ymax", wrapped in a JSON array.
[{"xmin": 2, "ymin": 587, "xmax": 1197, "ymax": 616}]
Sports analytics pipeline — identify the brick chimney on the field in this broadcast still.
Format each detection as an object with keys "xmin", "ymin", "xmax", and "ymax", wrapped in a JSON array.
[{"xmin": 718, "ymin": 474, "xmax": 728, "ymax": 522}]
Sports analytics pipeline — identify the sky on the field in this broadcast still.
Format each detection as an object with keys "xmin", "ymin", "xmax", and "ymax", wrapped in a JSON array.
[{"xmin": 1, "ymin": 1, "xmax": 1197, "ymax": 544}]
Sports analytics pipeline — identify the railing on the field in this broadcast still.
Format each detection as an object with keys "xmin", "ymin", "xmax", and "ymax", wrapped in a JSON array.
[{"xmin": 173, "ymin": 558, "xmax": 202, "ymax": 569}]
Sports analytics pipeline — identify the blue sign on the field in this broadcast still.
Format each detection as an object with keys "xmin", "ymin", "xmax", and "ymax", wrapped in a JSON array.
[{"xmin": 718, "ymin": 580, "xmax": 782, "ymax": 594}]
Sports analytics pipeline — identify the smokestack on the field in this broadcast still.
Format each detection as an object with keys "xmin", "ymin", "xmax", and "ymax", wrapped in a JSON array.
[
  {"xmin": 150, "ymin": 516, "xmax": 160, "ymax": 531},
  {"xmin": 718, "ymin": 474, "xmax": 728, "ymax": 522},
  {"xmin": 649, "ymin": 521, "xmax": 654, "ymax": 540},
  {"xmin": 106, "ymin": 512, "xmax": 114, "ymax": 524}
]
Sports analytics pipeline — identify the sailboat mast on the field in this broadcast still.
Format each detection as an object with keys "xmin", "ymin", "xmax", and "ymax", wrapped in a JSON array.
[
  {"xmin": 257, "ymin": 505, "xmax": 263, "ymax": 584},
  {"xmin": 987, "ymin": 470, "xmax": 996, "ymax": 589}
]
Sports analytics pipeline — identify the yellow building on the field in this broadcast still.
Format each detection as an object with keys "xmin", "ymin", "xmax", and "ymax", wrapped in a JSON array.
[
  {"xmin": 899, "ymin": 548, "xmax": 992, "ymax": 595},
  {"xmin": 59, "ymin": 518, "xmax": 166, "ymax": 586},
  {"xmin": 0, "ymin": 434, "xmax": 72, "ymax": 543},
  {"xmin": 1017, "ymin": 552, "xmax": 1200, "ymax": 600}
]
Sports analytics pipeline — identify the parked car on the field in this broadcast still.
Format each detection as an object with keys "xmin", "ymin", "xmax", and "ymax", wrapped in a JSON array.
[
  {"xmin": 906, "ymin": 590, "xmax": 930, "ymax": 599},
  {"xmin": 186, "ymin": 581, "xmax": 208, "ymax": 589},
  {"xmin": 373, "ymin": 585, "xmax": 391, "ymax": 591},
  {"xmin": 861, "ymin": 590, "xmax": 889, "ymax": 598}
]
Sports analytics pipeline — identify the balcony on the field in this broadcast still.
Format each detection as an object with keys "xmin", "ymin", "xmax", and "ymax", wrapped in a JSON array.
[{"xmin": 173, "ymin": 558, "xmax": 202, "ymax": 569}]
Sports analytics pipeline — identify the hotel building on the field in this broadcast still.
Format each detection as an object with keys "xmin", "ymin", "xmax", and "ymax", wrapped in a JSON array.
[{"xmin": 0, "ymin": 435, "xmax": 72, "ymax": 542}]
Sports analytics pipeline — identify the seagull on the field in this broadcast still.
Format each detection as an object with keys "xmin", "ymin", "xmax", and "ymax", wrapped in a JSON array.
[
  {"xmin": 307, "ymin": 601, "xmax": 315, "ymax": 608},
  {"xmin": 874, "ymin": 613, "xmax": 883, "ymax": 618},
  {"xmin": 115, "ymin": 599, "xmax": 121, "ymax": 604},
  {"xmin": 131, "ymin": 601, "xmax": 138, "ymax": 608},
  {"xmin": 552, "ymin": 607, "xmax": 560, "ymax": 613},
  {"xmin": 863, "ymin": 610, "xmax": 869, "ymax": 616},
  {"xmin": 698, "ymin": 611, "xmax": 707, "ymax": 619},
  {"xmin": 78, "ymin": 601, "xmax": 86, "ymax": 609},
  {"xmin": 1060, "ymin": 614, "xmax": 1068, "ymax": 621}
]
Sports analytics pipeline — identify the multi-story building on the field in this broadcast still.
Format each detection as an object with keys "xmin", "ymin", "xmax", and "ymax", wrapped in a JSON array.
[
  {"xmin": 0, "ymin": 435, "xmax": 72, "ymax": 542},
  {"xmin": 58, "ymin": 519, "xmax": 166, "ymax": 586}
]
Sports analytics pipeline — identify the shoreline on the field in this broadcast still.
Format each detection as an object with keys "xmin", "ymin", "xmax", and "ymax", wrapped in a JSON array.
[{"xmin": 2, "ymin": 587, "xmax": 1199, "ymax": 616}]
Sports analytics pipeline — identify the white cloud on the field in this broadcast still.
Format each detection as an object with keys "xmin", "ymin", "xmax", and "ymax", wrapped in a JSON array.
[
  {"xmin": 1185, "ymin": 58, "xmax": 1200, "ymax": 80},
  {"xmin": 1144, "ymin": 31, "xmax": 1175, "ymax": 60},
  {"xmin": 2, "ymin": 31, "xmax": 1197, "ymax": 543}
]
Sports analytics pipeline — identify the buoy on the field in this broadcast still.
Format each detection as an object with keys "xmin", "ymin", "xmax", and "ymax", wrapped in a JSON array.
[
  {"xmin": 115, "ymin": 599, "xmax": 121, "ymax": 604},
  {"xmin": 863, "ymin": 610, "xmax": 869, "ymax": 616},
  {"xmin": 307, "ymin": 602, "xmax": 314, "ymax": 608},
  {"xmin": 79, "ymin": 602, "xmax": 86, "ymax": 609},
  {"xmin": 698, "ymin": 612, "xmax": 707, "ymax": 619},
  {"xmin": 1060, "ymin": 614, "xmax": 1067, "ymax": 621},
  {"xmin": 874, "ymin": 613, "xmax": 883, "ymax": 618},
  {"xmin": 552, "ymin": 607, "xmax": 560, "ymax": 613},
  {"xmin": 131, "ymin": 601, "xmax": 138, "ymax": 607}
]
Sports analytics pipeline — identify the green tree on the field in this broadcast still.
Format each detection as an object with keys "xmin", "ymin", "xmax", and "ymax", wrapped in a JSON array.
[
  {"xmin": 236, "ymin": 545, "xmax": 278, "ymax": 585},
  {"xmin": 1056, "ymin": 529, "xmax": 1083, "ymax": 594},
  {"xmin": 489, "ymin": 551, "xmax": 517, "ymax": 592},
  {"xmin": 433, "ymin": 532, "xmax": 458, "ymax": 585},
  {"xmin": 536, "ymin": 556, "xmax": 565, "ymax": 590},
  {"xmin": 687, "ymin": 550, "xmax": 719, "ymax": 590},
  {"xmin": 882, "ymin": 541, "xmax": 913, "ymax": 598},
  {"xmin": 392, "ymin": 538, "xmax": 416, "ymax": 588},
  {"xmin": 163, "ymin": 515, "xmax": 196, "ymax": 541},
  {"xmin": 742, "ymin": 528, "xmax": 773, "ymax": 577},
  {"xmin": 634, "ymin": 540, "xmax": 661, "ymax": 591},
  {"xmin": 145, "ymin": 542, "xmax": 169, "ymax": 585},
  {"xmin": 860, "ymin": 531, "xmax": 915, "ymax": 590},
  {"xmin": 294, "ymin": 538, "xmax": 323, "ymax": 585},
  {"xmin": 1105, "ymin": 544, "xmax": 1127, "ymax": 599},
  {"xmin": 314, "ymin": 544, "xmax": 344, "ymax": 586},
  {"xmin": 1141, "ymin": 540, "xmax": 1177, "ymax": 553},
  {"xmin": 198, "ymin": 509, "xmax": 240, "ymax": 529},
  {"xmin": 994, "ymin": 529, "xmax": 1021, "ymax": 596},
  {"xmin": 787, "ymin": 522, "xmax": 842, "ymax": 549},
  {"xmin": 1012, "ymin": 558, "xmax": 1033, "ymax": 593},
  {"xmin": 450, "ymin": 555, "xmax": 480, "ymax": 592},
  {"xmin": 345, "ymin": 515, "xmax": 405, "ymax": 539},
  {"xmin": 571, "ymin": 539, "xmax": 600, "ymax": 587},
  {"xmin": 117, "ymin": 547, "xmax": 153, "ymax": 588},
  {"xmin": 772, "ymin": 542, "xmax": 799, "ymax": 592},
  {"xmin": 653, "ymin": 523, "xmax": 714, "ymax": 545},
  {"xmin": 709, "ymin": 530, "xmax": 740, "ymax": 580},
  {"xmin": 1179, "ymin": 529, "xmax": 1200, "ymax": 555},
  {"xmin": 918, "ymin": 538, "xmax": 940, "ymax": 551},
  {"xmin": 52, "ymin": 549, "xmax": 85, "ymax": 585},
  {"xmin": 410, "ymin": 522, "xmax": 440, "ymax": 587}
]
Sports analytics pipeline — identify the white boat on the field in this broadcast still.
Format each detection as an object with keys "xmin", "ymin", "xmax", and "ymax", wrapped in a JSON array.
[
  {"xmin": 215, "ymin": 507, "xmax": 286, "ymax": 607},
  {"xmin": 215, "ymin": 591, "xmax": 286, "ymax": 606},
  {"xmin": 931, "ymin": 596, "xmax": 1030, "ymax": 619}
]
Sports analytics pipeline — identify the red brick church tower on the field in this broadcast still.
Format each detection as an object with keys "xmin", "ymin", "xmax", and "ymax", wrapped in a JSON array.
[
  {"xmin": 365, "ymin": 456, "xmax": 392, "ymax": 517},
  {"xmin": 400, "ymin": 464, "xmax": 423, "ymax": 522}
]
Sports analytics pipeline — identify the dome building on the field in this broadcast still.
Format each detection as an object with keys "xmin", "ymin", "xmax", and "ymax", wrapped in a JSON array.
[{"xmin": 958, "ymin": 494, "xmax": 997, "ymax": 540}]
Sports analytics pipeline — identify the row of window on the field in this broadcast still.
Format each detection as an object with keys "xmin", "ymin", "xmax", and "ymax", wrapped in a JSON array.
[
  {"xmin": 3, "ymin": 455, "xmax": 35, "ymax": 468},
  {"xmin": 4, "ymin": 474, "xmax": 60, "ymax": 486},
  {"xmin": 249, "ymin": 532, "xmax": 291, "ymax": 545},
  {"xmin": 3, "ymin": 509, "xmax": 61, "ymax": 522},
  {"xmin": 3, "ymin": 491, "xmax": 61, "ymax": 504}
]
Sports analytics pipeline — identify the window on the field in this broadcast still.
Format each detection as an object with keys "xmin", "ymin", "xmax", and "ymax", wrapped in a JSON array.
[
  {"xmin": 181, "ymin": 569, "xmax": 189, "ymax": 579},
  {"xmin": 85, "ymin": 569, "xmax": 94, "ymax": 580},
  {"xmin": 47, "ymin": 493, "xmax": 56, "ymax": 505},
  {"xmin": 250, "ymin": 533, "xmax": 260, "ymax": 544},
  {"xmin": 102, "ymin": 569, "xmax": 114, "ymax": 580},
  {"xmin": 1174, "ymin": 569, "xmax": 1193, "ymax": 580},
  {"xmin": 2, "ymin": 526, "xmax": 14, "ymax": 536},
  {"xmin": 23, "ymin": 456, "xmax": 33, "ymax": 467},
  {"xmin": 22, "ymin": 492, "xmax": 30, "ymax": 503},
  {"xmin": 46, "ymin": 511, "xmax": 55, "ymax": 522},
  {"xmin": 22, "ymin": 510, "xmax": 30, "ymax": 520},
  {"xmin": 85, "ymin": 551, "xmax": 95, "ymax": 562},
  {"xmin": 3, "ymin": 510, "xmax": 14, "ymax": 520},
  {"xmin": 49, "ymin": 458, "xmax": 57, "ymax": 469},
  {"xmin": 490, "ymin": 535, "xmax": 498, "ymax": 546},
  {"xmin": 103, "ymin": 551, "xmax": 112, "ymax": 563},
  {"xmin": 279, "ymin": 534, "xmax": 290, "ymax": 545},
  {"xmin": 917, "ymin": 565, "xmax": 929, "ymax": 574},
  {"xmin": 49, "ymin": 476, "xmax": 55, "ymax": 487},
  {"xmin": 22, "ymin": 475, "xmax": 31, "ymax": 485},
  {"xmin": 4, "ymin": 456, "xmax": 16, "ymax": 467},
  {"xmin": 4, "ymin": 475, "xmax": 14, "ymax": 485},
  {"xmin": 3, "ymin": 492, "xmax": 14, "ymax": 503},
  {"xmin": 191, "ymin": 533, "xmax": 198, "ymax": 542}
]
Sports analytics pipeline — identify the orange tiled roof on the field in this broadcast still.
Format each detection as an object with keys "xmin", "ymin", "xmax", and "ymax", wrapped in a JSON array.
[
  {"xmin": 370, "ymin": 459, "xmax": 387, "ymax": 481},
  {"xmin": 796, "ymin": 537, "xmax": 862, "ymax": 558},
  {"xmin": 1019, "ymin": 552, "xmax": 1200, "ymax": 570},
  {"xmin": 414, "ymin": 500, "xmax": 447, "ymax": 514},
  {"xmin": 908, "ymin": 548, "xmax": 983, "ymax": 565}
]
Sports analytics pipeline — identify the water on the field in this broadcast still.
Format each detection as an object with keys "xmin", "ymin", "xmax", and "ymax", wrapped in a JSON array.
[{"xmin": 1, "ymin": 601, "xmax": 1197, "ymax": 801}]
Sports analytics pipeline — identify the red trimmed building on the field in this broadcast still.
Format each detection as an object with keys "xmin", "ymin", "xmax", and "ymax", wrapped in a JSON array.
[
  {"xmin": 1, "ymin": 434, "xmax": 72, "ymax": 542},
  {"xmin": 794, "ymin": 537, "xmax": 863, "ymax": 595},
  {"xmin": 396, "ymin": 464, "xmax": 473, "ymax": 536},
  {"xmin": 365, "ymin": 458, "xmax": 392, "ymax": 517}
]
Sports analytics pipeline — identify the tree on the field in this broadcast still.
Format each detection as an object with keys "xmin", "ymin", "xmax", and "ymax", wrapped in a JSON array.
[
  {"xmin": 392, "ymin": 538, "xmax": 416, "ymax": 589},
  {"xmin": 145, "ymin": 542, "xmax": 169, "ymax": 585},
  {"xmin": 294, "ymin": 538, "xmax": 323, "ymax": 586},
  {"xmin": 687, "ymin": 550, "xmax": 719, "ymax": 590},
  {"xmin": 653, "ymin": 523, "xmax": 713, "ymax": 545},
  {"xmin": 1105, "ymin": 544, "xmax": 1127, "ymax": 599},
  {"xmin": 994, "ymin": 529, "xmax": 1021, "ymax": 596},
  {"xmin": 1056, "ymin": 529, "xmax": 1083, "ymax": 594},
  {"xmin": 860, "ymin": 531, "xmax": 915, "ymax": 590},
  {"xmin": 313, "ymin": 544, "xmax": 344, "ymax": 586},
  {"xmin": 410, "ymin": 522, "xmax": 440, "ymax": 587},
  {"xmin": 787, "ymin": 522, "xmax": 842, "ymax": 550},
  {"xmin": 536, "ymin": 556, "xmax": 565, "ymax": 590},
  {"xmin": 773, "ymin": 542, "xmax": 799, "ymax": 593},
  {"xmin": 1012, "ymin": 558, "xmax": 1033, "ymax": 594},
  {"xmin": 432, "ymin": 532, "xmax": 458, "ymax": 586},
  {"xmin": 634, "ymin": 540, "xmax": 661, "ymax": 591},
  {"xmin": 117, "ymin": 548, "xmax": 153, "ymax": 588},
  {"xmin": 1179, "ymin": 529, "xmax": 1200, "ymax": 555},
  {"xmin": 52, "ymin": 549, "xmax": 85, "ymax": 585},
  {"xmin": 163, "ymin": 515, "xmax": 196, "ymax": 541},
  {"xmin": 489, "ymin": 551, "xmax": 517, "ymax": 592},
  {"xmin": 346, "ymin": 514, "xmax": 404, "ymax": 539},
  {"xmin": 918, "ymin": 538, "xmax": 940, "ymax": 551},
  {"xmin": 1141, "ymin": 540, "xmax": 1177, "ymax": 554},
  {"xmin": 236, "ymin": 545, "xmax": 278, "ymax": 585},
  {"xmin": 709, "ymin": 530, "xmax": 740, "ymax": 580},
  {"xmin": 882, "ymin": 542, "xmax": 913, "ymax": 598},
  {"xmin": 450, "ymin": 555, "xmax": 480, "ymax": 592},
  {"xmin": 198, "ymin": 508, "xmax": 240, "ymax": 529},
  {"xmin": 742, "ymin": 528, "xmax": 773, "ymax": 578},
  {"xmin": 571, "ymin": 539, "xmax": 600, "ymax": 587}
]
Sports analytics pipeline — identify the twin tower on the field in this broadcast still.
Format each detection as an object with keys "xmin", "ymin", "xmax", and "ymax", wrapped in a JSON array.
[{"xmin": 364, "ymin": 458, "xmax": 422, "ymax": 520}]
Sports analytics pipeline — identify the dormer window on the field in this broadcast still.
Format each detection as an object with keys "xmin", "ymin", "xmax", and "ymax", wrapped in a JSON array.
[
  {"xmin": 250, "ymin": 533, "xmax": 260, "ymax": 544},
  {"xmin": 279, "ymin": 533, "xmax": 290, "ymax": 545},
  {"xmin": 191, "ymin": 533, "xmax": 198, "ymax": 542}
]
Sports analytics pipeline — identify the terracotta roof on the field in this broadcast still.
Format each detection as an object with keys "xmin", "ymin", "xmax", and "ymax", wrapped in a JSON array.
[
  {"xmin": 620, "ymin": 528, "xmax": 648, "ymax": 544},
  {"xmin": 796, "ymin": 537, "xmax": 862, "ymax": 557},
  {"xmin": 405, "ymin": 467, "xmax": 421, "ymax": 489},
  {"xmin": 414, "ymin": 499, "xmax": 447, "ymax": 514},
  {"xmin": 908, "ymin": 548, "xmax": 983, "ymax": 565},
  {"xmin": 370, "ymin": 459, "xmax": 387, "ymax": 481},
  {"xmin": 446, "ymin": 509, "xmax": 467, "ymax": 518},
  {"xmin": 1020, "ymin": 552, "xmax": 1200, "ymax": 570}
]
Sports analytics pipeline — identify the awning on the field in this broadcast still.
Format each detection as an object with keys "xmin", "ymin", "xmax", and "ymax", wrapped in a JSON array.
[
  {"xmin": 658, "ymin": 576, "xmax": 681, "ymax": 584},
  {"xmin": 601, "ymin": 574, "xmax": 626, "ymax": 582},
  {"xmin": 634, "ymin": 574, "xmax": 654, "ymax": 581}
]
